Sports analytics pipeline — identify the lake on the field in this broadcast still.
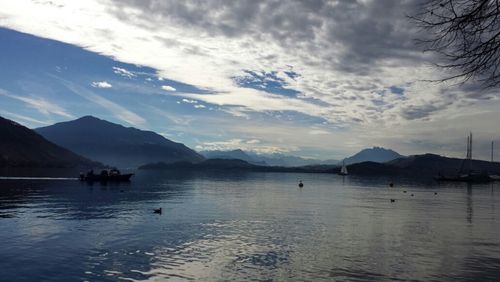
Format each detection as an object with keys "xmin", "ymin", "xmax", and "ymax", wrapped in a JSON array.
[{"xmin": 1, "ymin": 170, "xmax": 500, "ymax": 281}]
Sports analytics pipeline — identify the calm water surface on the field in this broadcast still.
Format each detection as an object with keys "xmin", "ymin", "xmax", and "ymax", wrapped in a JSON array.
[{"xmin": 1, "ymin": 170, "xmax": 500, "ymax": 281}]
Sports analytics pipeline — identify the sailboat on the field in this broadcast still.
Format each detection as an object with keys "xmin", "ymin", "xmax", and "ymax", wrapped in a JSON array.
[
  {"xmin": 435, "ymin": 132, "xmax": 492, "ymax": 183},
  {"xmin": 338, "ymin": 160, "xmax": 348, "ymax": 176}
]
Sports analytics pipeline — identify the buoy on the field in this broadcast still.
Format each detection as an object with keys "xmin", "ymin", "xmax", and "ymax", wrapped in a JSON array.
[
  {"xmin": 411, "ymin": 194, "xmax": 414, "ymax": 197},
  {"xmin": 389, "ymin": 182, "xmax": 394, "ymax": 187},
  {"xmin": 434, "ymin": 192, "xmax": 438, "ymax": 195},
  {"xmin": 298, "ymin": 180, "xmax": 304, "ymax": 188},
  {"xmin": 390, "ymin": 199, "xmax": 395, "ymax": 203},
  {"xmin": 154, "ymin": 208, "xmax": 162, "ymax": 214}
]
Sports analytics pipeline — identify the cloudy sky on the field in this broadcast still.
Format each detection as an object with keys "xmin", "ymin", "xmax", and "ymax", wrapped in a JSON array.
[{"xmin": 0, "ymin": 0, "xmax": 499, "ymax": 160}]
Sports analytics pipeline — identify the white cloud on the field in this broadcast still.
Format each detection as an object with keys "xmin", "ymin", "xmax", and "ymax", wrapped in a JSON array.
[
  {"xmin": 1, "ymin": 1, "xmax": 499, "ymax": 157},
  {"xmin": 194, "ymin": 104, "xmax": 205, "ymax": 109},
  {"xmin": 91, "ymin": 81, "xmax": 112, "ymax": 88},
  {"xmin": 308, "ymin": 129, "xmax": 329, "ymax": 135},
  {"xmin": 197, "ymin": 138, "xmax": 296, "ymax": 154},
  {"xmin": 246, "ymin": 139, "xmax": 260, "ymax": 144},
  {"xmin": 112, "ymin": 66, "xmax": 136, "ymax": 78},
  {"xmin": 161, "ymin": 85, "xmax": 176, "ymax": 91},
  {"xmin": 181, "ymin": 98, "xmax": 197, "ymax": 104}
]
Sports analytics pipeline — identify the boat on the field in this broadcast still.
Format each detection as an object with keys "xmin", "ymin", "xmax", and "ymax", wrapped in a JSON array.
[
  {"xmin": 434, "ymin": 132, "xmax": 492, "ymax": 183},
  {"xmin": 434, "ymin": 172, "xmax": 492, "ymax": 183},
  {"xmin": 79, "ymin": 169, "xmax": 133, "ymax": 182},
  {"xmin": 338, "ymin": 160, "xmax": 348, "ymax": 176}
]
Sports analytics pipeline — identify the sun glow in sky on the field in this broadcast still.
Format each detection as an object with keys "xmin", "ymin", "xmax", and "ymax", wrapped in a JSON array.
[{"xmin": 1, "ymin": 0, "xmax": 500, "ymax": 160}]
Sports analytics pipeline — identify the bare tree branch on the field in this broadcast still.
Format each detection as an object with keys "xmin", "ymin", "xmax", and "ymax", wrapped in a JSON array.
[{"xmin": 411, "ymin": 0, "xmax": 500, "ymax": 87}]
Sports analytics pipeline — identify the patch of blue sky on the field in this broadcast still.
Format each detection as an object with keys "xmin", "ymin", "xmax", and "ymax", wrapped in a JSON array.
[
  {"xmin": 0, "ymin": 27, "xmax": 208, "ymax": 95},
  {"xmin": 233, "ymin": 70, "xmax": 301, "ymax": 98},
  {"xmin": 284, "ymin": 70, "xmax": 300, "ymax": 80},
  {"xmin": 0, "ymin": 27, "xmax": 215, "ymax": 128},
  {"xmin": 389, "ymin": 85, "xmax": 405, "ymax": 95}
]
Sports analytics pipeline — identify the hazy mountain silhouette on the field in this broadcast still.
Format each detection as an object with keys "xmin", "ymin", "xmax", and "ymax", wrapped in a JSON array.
[
  {"xmin": 248, "ymin": 152, "xmax": 339, "ymax": 166},
  {"xmin": 0, "ymin": 116, "xmax": 99, "ymax": 168},
  {"xmin": 139, "ymin": 158, "xmax": 335, "ymax": 173},
  {"xmin": 200, "ymin": 149, "xmax": 339, "ymax": 167},
  {"xmin": 200, "ymin": 149, "xmax": 265, "ymax": 165},
  {"xmin": 343, "ymin": 147, "xmax": 403, "ymax": 165},
  {"xmin": 139, "ymin": 152, "xmax": 500, "ymax": 179},
  {"xmin": 388, "ymin": 153, "xmax": 500, "ymax": 176},
  {"xmin": 344, "ymin": 154, "xmax": 500, "ymax": 177},
  {"xmin": 35, "ymin": 116, "xmax": 204, "ymax": 168}
]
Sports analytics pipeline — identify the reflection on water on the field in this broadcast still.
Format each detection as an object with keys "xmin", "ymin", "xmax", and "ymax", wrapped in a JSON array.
[{"xmin": 1, "ymin": 171, "xmax": 500, "ymax": 281}]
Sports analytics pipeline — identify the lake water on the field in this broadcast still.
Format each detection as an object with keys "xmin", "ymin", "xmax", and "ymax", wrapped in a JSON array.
[{"xmin": 1, "ymin": 170, "xmax": 500, "ymax": 281}]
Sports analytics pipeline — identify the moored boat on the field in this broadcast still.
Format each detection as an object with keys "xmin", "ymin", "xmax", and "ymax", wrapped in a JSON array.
[
  {"xmin": 435, "ymin": 132, "xmax": 493, "ymax": 183},
  {"xmin": 338, "ymin": 160, "xmax": 348, "ymax": 176},
  {"xmin": 434, "ymin": 172, "xmax": 492, "ymax": 183},
  {"xmin": 79, "ymin": 169, "xmax": 133, "ymax": 182}
]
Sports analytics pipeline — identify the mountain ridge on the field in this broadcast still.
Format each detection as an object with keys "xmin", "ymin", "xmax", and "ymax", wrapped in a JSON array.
[
  {"xmin": 35, "ymin": 115, "xmax": 204, "ymax": 168},
  {"xmin": 200, "ymin": 149, "xmax": 339, "ymax": 166},
  {"xmin": 343, "ymin": 146, "xmax": 404, "ymax": 165},
  {"xmin": 0, "ymin": 116, "xmax": 99, "ymax": 168}
]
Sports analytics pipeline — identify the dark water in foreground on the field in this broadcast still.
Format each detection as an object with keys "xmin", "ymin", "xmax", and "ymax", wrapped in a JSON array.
[{"xmin": 1, "ymin": 170, "xmax": 500, "ymax": 281}]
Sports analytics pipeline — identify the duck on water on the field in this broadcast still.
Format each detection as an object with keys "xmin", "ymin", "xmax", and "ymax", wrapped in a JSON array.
[{"xmin": 79, "ymin": 169, "xmax": 133, "ymax": 182}]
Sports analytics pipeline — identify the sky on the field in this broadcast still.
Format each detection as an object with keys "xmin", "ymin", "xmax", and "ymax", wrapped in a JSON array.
[{"xmin": 0, "ymin": 0, "xmax": 499, "ymax": 160}]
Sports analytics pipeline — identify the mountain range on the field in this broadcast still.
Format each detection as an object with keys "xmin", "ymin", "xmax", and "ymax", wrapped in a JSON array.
[
  {"xmin": 35, "ymin": 116, "xmax": 204, "ymax": 168},
  {"xmin": 200, "ymin": 149, "xmax": 339, "ymax": 166},
  {"xmin": 141, "ymin": 153, "xmax": 500, "ymax": 179},
  {"xmin": 5, "ymin": 114, "xmax": 486, "ymax": 180},
  {"xmin": 200, "ymin": 146, "xmax": 403, "ymax": 167},
  {"xmin": 0, "ymin": 116, "xmax": 98, "ymax": 168}
]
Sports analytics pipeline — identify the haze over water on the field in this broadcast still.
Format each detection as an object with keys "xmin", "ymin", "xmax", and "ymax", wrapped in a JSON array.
[{"xmin": 1, "ymin": 171, "xmax": 500, "ymax": 281}]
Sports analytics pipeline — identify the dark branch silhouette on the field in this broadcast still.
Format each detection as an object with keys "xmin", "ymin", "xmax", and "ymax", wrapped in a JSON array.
[{"xmin": 411, "ymin": 0, "xmax": 500, "ymax": 87}]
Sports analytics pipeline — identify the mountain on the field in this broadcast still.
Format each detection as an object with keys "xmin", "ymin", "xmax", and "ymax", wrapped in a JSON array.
[
  {"xmin": 343, "ymin": 147, "xmax": 403, "ymax": 165},
  {"xmin": 200, "ymin": 149, "xmax": 265, "ymax": 165},
  {"xmin": 140, "ymin": 158, "xmax": 257, "ymax": 170},
  {"xmin": 0, "ymin": 116, "xmax": 98, "ymax": 168},
  {"xmin": 139, "ymin": 158, "xmax": 335, "ymax": 173},
  {"xmin": 388, "ymin": 153, "xmax": 500, "ymax": 176},
  {"xmin": 342, "ymin": 154, "xmax": 500, "ymax": 177},
  {"xmin": 35, "ymin": 116, "xmax": 204, "ymax": 168},
  {"xmin": 200, "ymin": 149, "xmax": 339, "ymax": 167}
]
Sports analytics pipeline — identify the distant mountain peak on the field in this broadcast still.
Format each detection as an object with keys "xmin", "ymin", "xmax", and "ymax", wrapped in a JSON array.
[{"xmin": 344, "ymin": 147, "xmax": 403, "ymax": 165}]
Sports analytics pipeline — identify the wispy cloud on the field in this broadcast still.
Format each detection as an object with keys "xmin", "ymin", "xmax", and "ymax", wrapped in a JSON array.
[
  {"xmin": 196, "ymin": 138, "xmax": 296, "ymax": 154},
  {"xmin": 112, "ymin": 66, "xmax": 136, "ymax": 78},
  {"xmin": 2, "ymin": 1, "xmax": 500, "ymax": 158},
  {"xmin": 0, "ymin": 110, "xmax": 50, "ymax": 126},
  {"xmin": 58, "ymin": 79, "xmax": 146, "ymax": 127},
  {"xmin": 91, "ymin": 81, "xmax": 112, "ymax": 88},
  {"xmin": 182, "ymin": 98, "xmax": 197, "ymax": 104},
  {"xmin": 161, "ymin": 85, "xmax": 176, "ymax": 91},
  {"xmin": 0, "ymin": 88, "xmax": 73, "ymax": 118}
]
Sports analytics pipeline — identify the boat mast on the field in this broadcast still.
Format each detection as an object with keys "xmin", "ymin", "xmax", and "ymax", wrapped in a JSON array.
[
  {"xmin": 467, "ymin": 132, "xmax": 472, "ymax": 173},
  {"xmin": 492, "ymin": 141, "xmax": 494, "ymax": 163},
  {"xmin": 460, "ymin": 132, "xmax": 473, "ymax": 174}
]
